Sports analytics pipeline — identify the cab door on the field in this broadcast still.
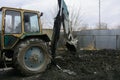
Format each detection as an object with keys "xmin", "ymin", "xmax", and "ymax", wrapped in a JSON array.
[{"xmin": 3, "ymin": 10, "xmax": 22, "ymax": 49}]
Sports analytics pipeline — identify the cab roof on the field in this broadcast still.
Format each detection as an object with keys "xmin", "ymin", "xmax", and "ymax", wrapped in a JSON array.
[{"xmin": 0, "ymin": 7, "xmax": 40, "ymax": 13}]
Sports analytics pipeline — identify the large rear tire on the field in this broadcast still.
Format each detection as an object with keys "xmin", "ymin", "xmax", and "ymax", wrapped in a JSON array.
[{"xmin": 13, "ymin": 39, "xmax": 51, "ymax": 76}]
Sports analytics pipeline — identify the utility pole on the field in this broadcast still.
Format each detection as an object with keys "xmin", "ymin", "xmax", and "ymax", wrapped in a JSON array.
[{"xmin": 99, "ymin": 0, "xmax": 101, "ymax": 29}]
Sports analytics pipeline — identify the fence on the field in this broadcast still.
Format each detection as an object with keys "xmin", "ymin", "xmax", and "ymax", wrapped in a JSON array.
[
  {"xmin": 74, "ymin": 29, "xmax": 120, "ymax": 50},
  {"xmin": 43, "ymin": 29, "xmax": 120, "ymax": 50}
]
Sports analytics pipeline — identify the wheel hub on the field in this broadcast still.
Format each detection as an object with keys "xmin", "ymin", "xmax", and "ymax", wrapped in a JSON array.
[
  {"xmin": 24, "ymin": 46, "xmax": 45, "ymax": 70},
  {"xmin": 29, "ymin": 54, "xmax": 39, "ymax": 64}
]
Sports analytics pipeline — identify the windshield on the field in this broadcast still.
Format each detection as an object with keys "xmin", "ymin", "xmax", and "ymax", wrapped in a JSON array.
[{"xmin": 0, "ymin": 11, "xmax": 2, "ymax": 31}]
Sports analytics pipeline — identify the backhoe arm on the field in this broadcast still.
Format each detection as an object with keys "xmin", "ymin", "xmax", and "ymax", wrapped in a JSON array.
[{"xmin": 51, "ymin": 0, "xmax": 78, "ymax": 60}]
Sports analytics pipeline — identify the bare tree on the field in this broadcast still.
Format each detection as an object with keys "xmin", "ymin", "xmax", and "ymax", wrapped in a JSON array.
[
  {"xmin": 69, "ymin": 6, "xmax": 82, "ymax": 31},
  {"xmin": 95, "ymin": 22, "xmax": 108, "ymax": 30},
  {"xmin": 78, "ymin": 23, "xmax": 88, "ymax": 31},
  {"xmin": 47, "ymin": 5, "xmax": 82, "ymax": 31},
  {"xmin": 116, "ymin": 25, "xmax": 120, "ymax": 29}
]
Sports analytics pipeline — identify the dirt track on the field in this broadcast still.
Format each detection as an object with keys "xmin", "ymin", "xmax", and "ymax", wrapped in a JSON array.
[{"xmin": 1, "ymin": 50, "xmax": 120, "ymax": 80}]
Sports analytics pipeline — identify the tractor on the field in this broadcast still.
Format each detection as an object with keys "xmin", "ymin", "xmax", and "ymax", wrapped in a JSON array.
[
  {"xmin": 0, "ymin": 7, "xmax": 51, "ymax": 75},
  {"xmin": 0, "ymin": 0, "xmax": 77, "ymax": 76}
]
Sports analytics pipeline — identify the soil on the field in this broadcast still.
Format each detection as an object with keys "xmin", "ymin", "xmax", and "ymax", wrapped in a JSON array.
[{"xmin": 0, "ymin": 50, "xmax": 120, "ymax": 80}]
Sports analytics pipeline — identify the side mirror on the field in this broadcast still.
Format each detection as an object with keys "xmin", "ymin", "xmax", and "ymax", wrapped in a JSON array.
[{"xmin": 40, "ymin": 12, "xmax": 43, "ymax": 17}]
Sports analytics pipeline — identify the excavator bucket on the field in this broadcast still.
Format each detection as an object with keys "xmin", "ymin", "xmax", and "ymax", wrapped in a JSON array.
[{"xmin": 66, "ymin": 39, "xmax": 78, "ymax": 52}]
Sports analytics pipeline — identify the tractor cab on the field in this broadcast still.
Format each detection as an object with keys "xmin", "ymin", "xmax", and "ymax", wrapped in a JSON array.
[{"xmin": 0, "ymin": 7, "xmax": 43, "ymax": 50}]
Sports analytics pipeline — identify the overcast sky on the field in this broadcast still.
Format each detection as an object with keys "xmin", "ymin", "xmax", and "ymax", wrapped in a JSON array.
[{"xmin": 0, "ymin": 0, "xmax": 120, "ymax": 29}]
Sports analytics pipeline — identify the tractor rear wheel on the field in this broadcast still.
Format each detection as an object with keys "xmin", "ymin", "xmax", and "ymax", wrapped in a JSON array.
[{"xmin": 13, "ymin": 39, "xmax": 51, "ymax": 76}]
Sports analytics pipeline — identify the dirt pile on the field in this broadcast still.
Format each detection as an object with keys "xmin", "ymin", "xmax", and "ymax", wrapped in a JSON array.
[
  {"xmin": 1, "ymin": 50, "xmax": 120, "ymax": 80},
  {"xmin": 41, "ymin": 50, "xmax": 120, "ymax": 80}
]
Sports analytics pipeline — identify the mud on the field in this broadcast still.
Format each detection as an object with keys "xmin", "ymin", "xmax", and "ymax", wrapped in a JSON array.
[{"xmin": 1, "ymin": 50, "xmax": 120, "ymax": 80}]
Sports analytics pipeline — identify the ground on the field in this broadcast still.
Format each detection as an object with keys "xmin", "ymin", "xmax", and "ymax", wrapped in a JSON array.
[{"xmin": 0, "ymin": 50, "xmax": 120, "ymax": 80}]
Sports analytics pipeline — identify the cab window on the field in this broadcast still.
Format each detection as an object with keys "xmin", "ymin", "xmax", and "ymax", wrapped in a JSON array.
[
  {"xmin": 24, "ymin": 12, "xmax": 39, "ymax": 33},
  {"xmin": 5, "ymin": 10, "xmax": 21, "ymax": 34}
]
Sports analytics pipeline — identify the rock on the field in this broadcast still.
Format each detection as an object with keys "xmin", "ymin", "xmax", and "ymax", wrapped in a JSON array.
[{"xmin": 63, "ymin": 69, "xmax": 76, "ymax": 75}]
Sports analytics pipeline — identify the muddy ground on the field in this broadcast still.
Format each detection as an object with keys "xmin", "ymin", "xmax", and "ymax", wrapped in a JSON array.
[{"xmin": 1, "ymin": 50, "xmax": 120, "ymax": 80}]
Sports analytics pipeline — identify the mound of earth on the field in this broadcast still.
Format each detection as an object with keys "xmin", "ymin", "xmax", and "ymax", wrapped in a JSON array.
[{"xmin": 1, "ymin": 50, "xmax": 120, "ymax": 80}]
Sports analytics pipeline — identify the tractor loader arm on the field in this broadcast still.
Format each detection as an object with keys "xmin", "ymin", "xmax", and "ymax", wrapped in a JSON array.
[{"xmin": 51, "ymin": 0, "xmax": 78, "ymax": 60}]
